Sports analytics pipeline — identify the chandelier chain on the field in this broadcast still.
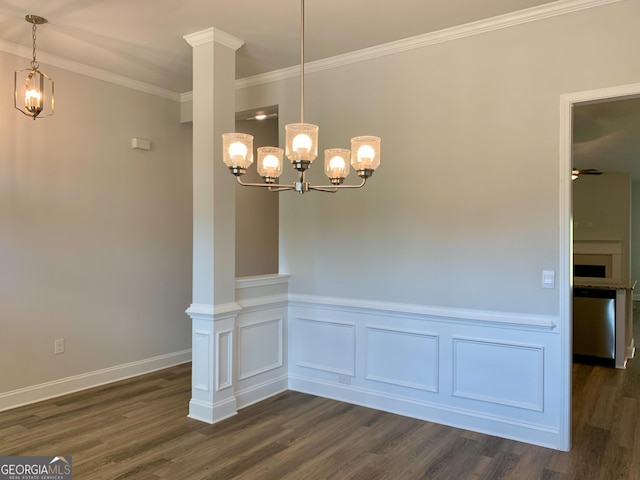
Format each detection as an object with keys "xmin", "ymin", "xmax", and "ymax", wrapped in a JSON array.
[
  {"xmin": 31, "ymin": 23, "xmax": 39, "ymax": 70},
  {"xmin": 299, "ymin": 0, "xmax": 305, "ymax": 124}
]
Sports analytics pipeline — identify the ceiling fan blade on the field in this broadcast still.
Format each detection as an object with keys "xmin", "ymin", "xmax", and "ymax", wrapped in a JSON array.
[{"xmin": 573, "ymin": 168, "xmax": 603, "ymax": 175}]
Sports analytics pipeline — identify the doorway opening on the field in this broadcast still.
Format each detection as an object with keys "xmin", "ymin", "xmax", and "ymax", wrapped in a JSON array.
[{"xmin": 560, "ymin": 82, "xmax": 640, "ymax": 451}]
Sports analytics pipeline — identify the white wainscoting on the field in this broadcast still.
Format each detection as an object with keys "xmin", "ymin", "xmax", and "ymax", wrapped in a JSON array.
[
  {"xmin": 295, "ymin": 318, "xmax": 356, "ymax": 376},
  {"xmin": 366, "ymin": 326, "xmax": 439, "ymax": 393},
  {"xmin": 186, "ymin": 275, "xmax": 290, "ymax": 423},
  {"xmin": 192, "ymin": 330, "xmax": 212, "ymax": 392},
  {"xmin": 235, "ymin": 276, "xmax": 290, "ymax": 409},
  {"xmin": 452, "ymin": 337, "xmax": 544, "ymax": 411},
  {"xmin": 287, "ymin": 294, "xmax": 563, "ymax": 450},
  {"xmin": 238, "ymin": 317, "xmax": 283, "ymax": 380},
  {"xmin": 216, "ymin": 329, "xmax": 234, "ymax": 391},
  {"xmin": 169, "ymin": 275, "xmax": 562, "ymax": 450}
]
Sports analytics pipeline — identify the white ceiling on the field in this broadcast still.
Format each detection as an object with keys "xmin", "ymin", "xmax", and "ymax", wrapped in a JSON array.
[
  {"xmin": 2, "ymin": 0, "xmax": 637, "ymax": 174},
  {"xmin": 573, "ymin": 97, "xmax": 640, "ymax": 182},
  {"xmin": 0, "ymin": 0, "xmax": 557, "ymax": 94}
]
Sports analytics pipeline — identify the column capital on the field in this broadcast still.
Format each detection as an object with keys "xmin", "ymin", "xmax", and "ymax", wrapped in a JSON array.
[{"xmin": 183, "ymin": 27, "xmax": 244, "ymax": 51}]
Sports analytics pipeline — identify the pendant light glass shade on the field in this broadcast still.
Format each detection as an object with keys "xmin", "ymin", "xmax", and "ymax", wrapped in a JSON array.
[
  {"xmin": 285, "ymin": 123, "xmax": 319, "ymax": 165},
  {"xmin": 14, "ymin": 68, "xmax": 54, "ymax": 119},
  {"xmin": 351, "ymin": 136, "xmax": 381, "ymax": 174},
  {"xmin": 257, "ymin": 147, "xmax": 284, "ymax": 181},
  {"xmin": 324, "ymin": 148, "xmax": 351, "ymax": 184},
  {"xmin": 222, "ymin": 133, "xmax": 254, "ymax": 175}
]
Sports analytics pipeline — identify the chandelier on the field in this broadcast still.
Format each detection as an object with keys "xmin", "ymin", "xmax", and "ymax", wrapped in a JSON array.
[
  {"xmin": 222, "ymin": 0, "xmax": 381, "ymax": 194},
  {"xmin": 14, "ymin": 15, "xmax": 54, "ymax": 120}
]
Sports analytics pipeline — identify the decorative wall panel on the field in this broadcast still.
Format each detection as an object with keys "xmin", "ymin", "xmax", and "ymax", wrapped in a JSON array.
[
  {"xmin": 239, "ymin": 317, "xmax": 283, "ymax": 380},
  {"xmin": 366, "ymin": 326, "xmax": 439, "ymax": 392},
  {"xmin": 295, "ymin": 317, "xmax": 356, "ymax": 375},
  {"xmin": 216, "ymin": 329, "xmax": 233, "ymax": 391},
  {"xmin": 193, "ymin": 330, "xmax": 211, "ymax": 392},
  {"xmin": 452, "ymin": 337, "xmax": 544, "ymax": 411}
]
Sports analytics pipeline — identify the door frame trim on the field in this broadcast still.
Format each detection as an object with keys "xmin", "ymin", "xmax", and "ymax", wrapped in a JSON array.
[{"xmin": 559, "ymin": 82, "xmax": 640, "ymax": 451}]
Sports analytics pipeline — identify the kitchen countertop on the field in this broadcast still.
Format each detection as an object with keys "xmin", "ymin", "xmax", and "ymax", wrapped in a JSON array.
[{"xmin": 574, "ymin": 280, "xmax": 637, "ymax": 290}]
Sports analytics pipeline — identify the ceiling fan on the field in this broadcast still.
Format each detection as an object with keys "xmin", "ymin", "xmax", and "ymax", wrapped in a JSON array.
[{"xmin": 572, "ymin": 168, "xmax": 602, "ymax": 180}]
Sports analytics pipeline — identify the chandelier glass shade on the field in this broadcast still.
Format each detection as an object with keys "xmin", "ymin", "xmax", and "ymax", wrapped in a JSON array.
[
  {"xmin": 14, "ymin": 15, "xmax": 54, "ymax": 120},
  {"xmin": 222, "ymin": 0, "xmax": 380, "ymax": 194}
]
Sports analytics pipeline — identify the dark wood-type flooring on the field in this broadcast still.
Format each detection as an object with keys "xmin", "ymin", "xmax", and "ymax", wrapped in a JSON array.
[{"xmin": 3, "ymin": 316, "xmax": 640, "ymax": 479}]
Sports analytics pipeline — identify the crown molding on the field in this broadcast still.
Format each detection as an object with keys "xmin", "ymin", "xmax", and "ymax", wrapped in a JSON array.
[
  {"xmin": 236, "ymin": 0, "xmax": 623, "ymax": 90},
  {"xmin": 0, "ymin": 38, "xmax": 180, "ymax": 102},
  {"xmin": 180, "ymin": 91, "xmax": 193, "ymax": 103},
  {"xmin": 0, "ymin": 0, "xmax": 622, "ymax": 100}
]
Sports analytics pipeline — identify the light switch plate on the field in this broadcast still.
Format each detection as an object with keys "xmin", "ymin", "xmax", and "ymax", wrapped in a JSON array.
[
  {"xmin": 131, "ymin": 137, "xmax": 151, "ymax": 151},
  {"xmin": 542, "ymin": 270, "xmax": 555, "ymax": 289}
]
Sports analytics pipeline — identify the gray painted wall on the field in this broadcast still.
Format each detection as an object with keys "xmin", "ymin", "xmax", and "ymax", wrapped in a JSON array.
[
  {"xmin": 235, "ymin": 117, "xmax": 279, "ymax": 277},
  {"xmin": 0, "ymin": 51, "xmax": 193, "ymax": 393},
  {"xmin": 236, "ymin": 0, "xmax": 640, "ymax": 314}
]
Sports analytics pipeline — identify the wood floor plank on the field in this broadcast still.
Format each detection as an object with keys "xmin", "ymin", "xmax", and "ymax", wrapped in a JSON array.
[{"xmin": 3, "ymin": 311, "xmax": 640, "ymax": 478}]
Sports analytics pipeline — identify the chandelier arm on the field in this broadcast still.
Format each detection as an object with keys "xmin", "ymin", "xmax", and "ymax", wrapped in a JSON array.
[
  {"xmin": 309, "ymin": 178, "xmax": 367, "ymax": 191},
  {"xmin": 308, "ymin": 186, "xmax": 338, "ymax": 193},
  {"xmin": 235, "ymin": 177, "xmax": 296, "ymax": 191},
  {"xmin": 268, "ymin": 185, "xmax": 298, "ymax": 192},
  {"xmin": 16, "ymin": 107, "xmax": 36, "ymax": 119},
  {"xmin": 232, "ymin": 176, "xmax": 368, "ymax": 194}
]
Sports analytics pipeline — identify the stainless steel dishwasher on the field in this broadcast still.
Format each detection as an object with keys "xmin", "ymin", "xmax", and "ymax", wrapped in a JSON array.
[{"xmin": 573, "ymin": 287, "xmax": 616, "ymax": 364}]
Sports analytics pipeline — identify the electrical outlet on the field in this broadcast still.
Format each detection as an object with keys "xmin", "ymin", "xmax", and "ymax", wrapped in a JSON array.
[
  {"xmin": 338, "ymin": 375, "xmax": 351, "ymax": 385},
  {"xmin": 54, "ymin": 339, "xmax": 65, "ymax": 355}
]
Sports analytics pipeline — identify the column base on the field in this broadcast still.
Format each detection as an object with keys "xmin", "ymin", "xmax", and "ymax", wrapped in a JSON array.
[{"xmin": 188, "ymin": 397, "xmax": 238, "ymax": 424}]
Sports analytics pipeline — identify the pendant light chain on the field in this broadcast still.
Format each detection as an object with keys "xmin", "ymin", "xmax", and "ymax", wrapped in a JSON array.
[
  {"xmin": 31, "ymin": 22, "xmax": 39, "ymax": 70},
  {"xmin": 300, "ymin": 0, "xmax": 305, "ymax": 124}
]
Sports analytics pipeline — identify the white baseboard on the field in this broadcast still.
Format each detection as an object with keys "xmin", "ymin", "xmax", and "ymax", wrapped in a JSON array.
[
  {"xmin": 0, "ymin": 349, "xmax": 192, "ymax": 412},
  {"xmin": 188, "ymin": 375, "xmax": 288, "ymax": 424},
  {"xmin": 188, "ymin": 397, "xmax": 237, "ymax": 424},
  {"xmin": 288, "ymin": 374, "xmax": 561, "ymax": 450},
  {"xmin": 236, "ymin": 375, "xmax": 289, "ymax": 410}
]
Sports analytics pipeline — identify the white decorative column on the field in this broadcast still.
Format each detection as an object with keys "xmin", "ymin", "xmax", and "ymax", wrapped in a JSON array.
[{"xmin": 184, "ymin": 28, "xmax": 244, "ymax": 423}]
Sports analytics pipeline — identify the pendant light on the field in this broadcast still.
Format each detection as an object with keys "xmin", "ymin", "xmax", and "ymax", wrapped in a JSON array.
[{"xmin": 14, "ymin": 15, "xmax": 54, "ymax": 120}]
